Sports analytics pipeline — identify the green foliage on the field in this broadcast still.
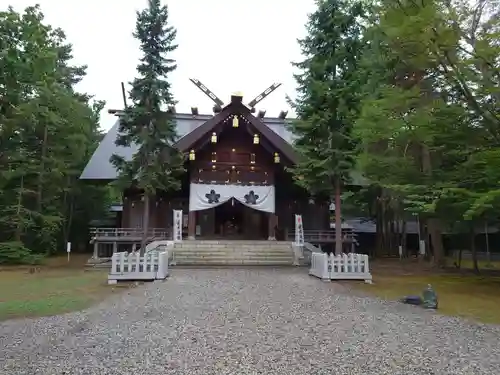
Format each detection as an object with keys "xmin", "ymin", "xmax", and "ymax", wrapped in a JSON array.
[
  {"xmin": 0, "ymin": 241, "xmax": 42, "ymax": 265},
  {"xmin": 0, "ymin": 5, "xmax": 110, "ymax": 262},
  {"xmin": 348, "ymin": 0, "xmax": 500, "ymax": 262},
  {"xmin": 111, "ymin": 0, "xmax": 185, "ymax": 195},
  {"xmin": 288, "ymin": 0, "xmax": 366, "ymax": 194}
]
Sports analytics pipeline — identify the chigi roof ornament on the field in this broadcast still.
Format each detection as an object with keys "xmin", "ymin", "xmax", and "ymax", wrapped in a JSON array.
[{"xmin": 189, "ymin": 77, "xmax": 282, "ymax": 115}]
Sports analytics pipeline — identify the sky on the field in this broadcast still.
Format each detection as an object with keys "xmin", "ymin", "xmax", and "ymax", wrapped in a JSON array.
[{"xmin": 5, "ymin": 0, "xmax": 316, "ymax": 130}]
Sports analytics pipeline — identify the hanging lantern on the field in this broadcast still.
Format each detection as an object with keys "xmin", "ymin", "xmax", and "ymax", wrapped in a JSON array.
[
  {"xmin": 189, "ymin": 150, "xmax": 195, "ymax": 161},
  {"xmin": 211, "ymin": 132, "xmax": 217, "ymax": 143},
  {"xmin": 211, "ymin": 152, "xmax": 217, "ymax": 163},
  {"xmin": 250, "ymin": 153, "xmax": 256, "ymax": 164},
  {"xmin": 274, "ymin": 152, "xmax": 280, "ymax": 163},
  {"xmin": 253, "ymin": 134, "xmax": 259, "ymax": 144},
  {"xmin": 232, "ymin": 115, "xmax": 239, "ymax": 128}
]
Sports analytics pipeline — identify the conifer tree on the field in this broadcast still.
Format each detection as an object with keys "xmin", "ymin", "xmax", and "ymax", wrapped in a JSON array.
[
  {"xmin": 0, "ymin": 5, "xmax": 109, "ymax": 263},
  {"xmin": 289, "ymin": 0, "xmax": 365, "ymax": 254},
  {"xmin": 111, "ymin": 0, "xmax": 185, "ymax": 250}
]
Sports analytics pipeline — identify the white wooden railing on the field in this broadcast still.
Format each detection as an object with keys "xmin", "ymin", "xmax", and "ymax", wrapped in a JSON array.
[
  {"xmin": 309, "ymin": 253, "xmax": 372, "ymax": 283},
  {"xmin": 91, "ymin": 228, "xmax": 169, "ymax": 240},
  {"xmin": 146, "ymin": 240, "xmax": 176, "ymax": 265},
  {"xmin": 108, "ymin": 250, "xmax": 169, "ymax": 284}
]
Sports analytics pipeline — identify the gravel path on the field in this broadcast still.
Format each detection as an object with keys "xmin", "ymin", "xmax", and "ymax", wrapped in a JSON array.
[{"xmin": 1, "ymin": 268, "xmax": 500, "ymax": 375}]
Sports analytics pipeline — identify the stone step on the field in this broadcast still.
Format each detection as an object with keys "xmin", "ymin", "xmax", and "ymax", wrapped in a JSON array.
[
  {"xmin": 177, "ymin": 240, "xmax": 291, "ymax": 244},
  {"xmin": 173, "ymin": 247, "xmax": 293, "ymax": 253},
  {"xmin": 172, "ymin": 250, "xmax": 293, "ymax": 255},
  {"xmin": 174, "ymin": 245, "xmax": 292, "ymax": 251},
  {"xmin": 174, "ymin": 256, "xmax": 294, "ymax": 262},
  {"xmin": 173, "ymin": 250, "xmax": 293, "ymax": 255},
  {"xmin": 165, "ymin": 240, "xmax": 295, "ymax": 266},
  {"xmin": 174, "ymin": 243, "xmax": 292, "ymax": 249},
  {"xmin": 174, "ymin": 259, "xmax": 294, "ymax": 265},
  {"xmin": 174, "ymin": 254, "xmax": 293, "ymax": 260}
]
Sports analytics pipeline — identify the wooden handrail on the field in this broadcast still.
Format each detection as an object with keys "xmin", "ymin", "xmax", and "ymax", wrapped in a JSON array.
[
  {"xmin": 91, "ymin": 228, "xmax": 169, "ymax": 238},
  {"xmin": 287, "ymin": 229, "xmax": 357, "ymax": 242}
]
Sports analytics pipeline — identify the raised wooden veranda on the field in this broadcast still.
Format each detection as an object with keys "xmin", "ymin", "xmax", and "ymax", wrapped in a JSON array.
[
  {"xmin": 90, "ymin": 228, "xmax": 170, "ymax": 243},
  {"xmin": 89, "ymin": 227, "xmax": 357, "ymax": 260},
  {"xmin": 287, "ymin": 229, "xmax": 357, "ymax": 243},
  {"xmin": 90, "ymin": 228, "xmax": 170, "ymax": 260}
]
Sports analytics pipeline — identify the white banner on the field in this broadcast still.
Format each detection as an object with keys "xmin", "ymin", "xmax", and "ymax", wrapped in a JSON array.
[
  {"xmin": 295, "ymin": 214, "xmax": 304, "ymax": 246},
  {"xmin": 189, "ymin": 183, "xmax": 275, "ymax": 213},
  {"xmin": 173, "ymin": 209, "xmax": 183, "ymax": 242}
]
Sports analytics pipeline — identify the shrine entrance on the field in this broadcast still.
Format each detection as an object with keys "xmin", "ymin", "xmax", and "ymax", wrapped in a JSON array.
[
  {"xmin": 188, "ymin": 183, "xmax": 275, "ymax": 240},
  {"xmin": 213, "ymin": 199, "xmax": 267, "ymax": 239},
  {"xmin": 215, "ymin": 199, "xmax": 244, "ymax": 238}
]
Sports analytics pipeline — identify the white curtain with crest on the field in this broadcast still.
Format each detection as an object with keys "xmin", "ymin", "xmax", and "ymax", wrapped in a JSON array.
[{"xmin": 189, "ymin": 183, "xmax": 275, "ymax": 213}]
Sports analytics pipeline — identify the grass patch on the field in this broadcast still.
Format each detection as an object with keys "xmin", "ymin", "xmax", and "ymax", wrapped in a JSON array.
[
  {"xmin": 356, "ymin": 271, "xmax": 500, "ymax": 324},
  {"xmin": 446, "ymin": 257, "xmax": 500, "ymax": 270},
  {"xmin": 0, "ymin": 254, "xmax": 128, "ymax": 321}
]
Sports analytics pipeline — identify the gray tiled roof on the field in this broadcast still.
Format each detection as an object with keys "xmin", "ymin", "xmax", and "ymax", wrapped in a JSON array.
[{"xmin": 80, "ymin": 113, "xmax": 295, "ymax": 180}]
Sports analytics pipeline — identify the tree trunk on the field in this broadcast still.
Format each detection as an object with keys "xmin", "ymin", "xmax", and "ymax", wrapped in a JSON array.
[
  {"xmin": 141, "ymin": 194, "xmax": 150, "ymax": 254},
  {"xmin": 375, "ymin": 197, "xmax": 385, "ymax": 257},
  {"xmin": 401, "ymin": 219, "xmax": 407, "ymax": 257},
  {"xmin": 428, "ymin": 218, "xmax": 444, "ymax": 266},
  {"xmin": 63, "ymin": 195, "xmax": 75, "ymax": 247},
  {"xmin": 383, "ymin": 200, "xmax": 391, "ymax": 256},
  {"xmin": 484, "ymin": 221, "xmax": 491, "ymax": 265},
  {"xmin": 470, "ymin": 226, "xmax": 479, "ymax": 274},
  {"xmin": 421, "ymin": 144, "xmax": 444, "ymax": 266},
  {"xmin": 14, "ymin": 175, "xmax": 24, "ymax": 242},
  {"xmin": 61, "ymin": 175, "xmax": 71, "ymax": 246},
  {"xmin": 334, "ymin": 177, "xmax": 342, "ymax": 255},
  {"xmin": 36, "ymin": 124, "xmax": 48, "ymax": 212},
  {"xmin": 389, "ymin": 216, "xmax": 396, "ymax": 256}
]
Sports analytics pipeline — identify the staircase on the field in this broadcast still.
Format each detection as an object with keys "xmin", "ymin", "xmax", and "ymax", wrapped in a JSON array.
[{"xmin": 172, "ymin": 240, "xmax": 295, "ymax": 266}]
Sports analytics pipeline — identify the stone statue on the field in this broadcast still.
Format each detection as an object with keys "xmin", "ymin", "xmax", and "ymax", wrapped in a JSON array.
[
  {"xmin": 400, "ymin": 284, "xmax": 438, "ymax": 310},
  {"xmin": 422, "ymin": 284, "xmax": 438, "ymax": 309}
]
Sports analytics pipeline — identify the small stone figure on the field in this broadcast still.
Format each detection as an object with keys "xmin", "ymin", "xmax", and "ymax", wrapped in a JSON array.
[
  {"xmin": 400, "ymin": 284, "xmax": 438, "ymax": 310},
  {"xmin": 422, "ymin": 284, "xmax": 438, "ymax": 309}
]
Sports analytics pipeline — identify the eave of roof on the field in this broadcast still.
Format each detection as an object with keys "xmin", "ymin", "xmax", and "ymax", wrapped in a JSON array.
[
  {"xmin": 176, "ymin": 101, "xmax": 297, "ymax": 164},
  {"xmin": 80, "ymin": 110, "xmax": 296, "ymax": 180}
]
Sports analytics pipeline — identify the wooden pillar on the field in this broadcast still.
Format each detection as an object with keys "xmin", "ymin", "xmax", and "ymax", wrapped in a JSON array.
[
  {"xmin": 188, "ymin": 211, "xmax": 196, "ymax": 240},
  {"xmin": 93, "ymin": 242, "xmax": 98, "ymax": 259},
  {"xmin": 112, "ymin": 242, "xmax": 118, "ymax": 254},
  {"xmin": 268, "ymin": 213, "xmax": 276, "ymax": 240},
  {"xmin": 122, "ymin": 197, "xmax": 130, "ymax": 227}
]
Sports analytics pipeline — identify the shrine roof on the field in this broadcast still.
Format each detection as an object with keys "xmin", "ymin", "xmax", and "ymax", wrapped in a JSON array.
[{"xmin": 80, "ymin": 111, "xmax": 296, "ymax": 180}]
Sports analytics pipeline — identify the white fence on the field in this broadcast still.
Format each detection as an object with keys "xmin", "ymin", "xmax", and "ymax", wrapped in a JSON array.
[
  {"xmin": 108, "ymin": 251, "xmax": 169, "ymax": 284},
  {"xmin": 309, "ymin": 253, "xmax": 372, "ymax": 283}
]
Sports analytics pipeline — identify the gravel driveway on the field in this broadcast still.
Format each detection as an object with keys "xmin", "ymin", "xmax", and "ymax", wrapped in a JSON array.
[{"xmin": 2, "ymin": 268, "xmax": 500, "ymax": 375}]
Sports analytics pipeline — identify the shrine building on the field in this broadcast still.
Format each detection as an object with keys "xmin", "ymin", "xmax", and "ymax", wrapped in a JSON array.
[{"xmin": 80, "ymin": 83, "xmax": 333, "ymax": 244}]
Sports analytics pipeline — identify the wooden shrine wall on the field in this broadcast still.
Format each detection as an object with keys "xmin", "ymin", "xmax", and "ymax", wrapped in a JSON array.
[
  {"xmin": 120, "ymin": 194, "xmax": 329, "ymax": 232},
  {"xmin": 121, "ymin": 194, "xmax": 188, "ymax": 231},
  {"xmin": 275, "ymin": 200, "xmax": 330, "ymax": 231},
  {"xmin": 189, "ymin": 127, "xmax": 275, "ymax": 186}
]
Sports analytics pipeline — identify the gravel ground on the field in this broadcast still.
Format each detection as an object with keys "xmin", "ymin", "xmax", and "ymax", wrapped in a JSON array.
[{"xmin": 1, "ymin": 268, "xmax": 500, "ymax": 375}]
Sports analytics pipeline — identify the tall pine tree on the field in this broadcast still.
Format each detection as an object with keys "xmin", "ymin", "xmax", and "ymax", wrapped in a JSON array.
[
  {"xmin": 0, "ymin": 5, "xmax": 109, "ymax": 263},
  {"xmin": 289, "ymin": 0, "xmax": 365, "ymax": 254},
  {"xmin": 111, "ymin": 0, "xmax": 184, "ymax": 251}
]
